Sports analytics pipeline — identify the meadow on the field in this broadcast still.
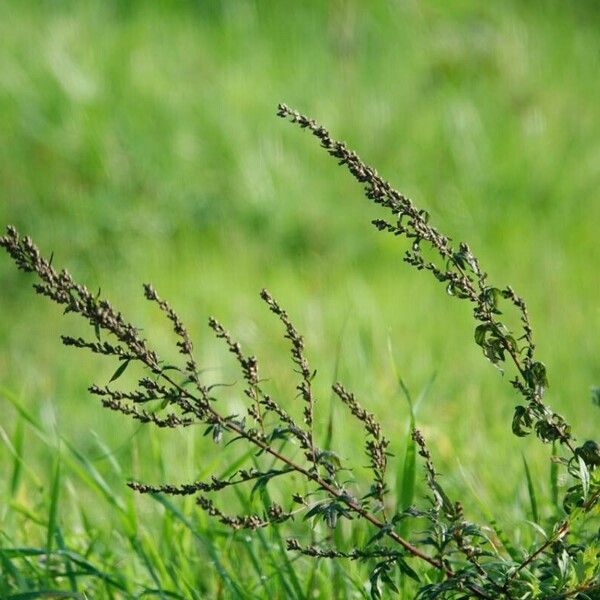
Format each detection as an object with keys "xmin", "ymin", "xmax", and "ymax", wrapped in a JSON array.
[{"xmin": 0, "ymin": 1, "xmax": 599, "ymax": 597}]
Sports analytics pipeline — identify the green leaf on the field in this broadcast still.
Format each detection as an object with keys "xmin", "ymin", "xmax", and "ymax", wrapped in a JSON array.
[
  {"xmin": 535, "ymin": 419, "xmax": 562, "ymax": 443},
  {"xmin": 512, "ymin": 406, "xmax": 532, "ymax": 437},
  {"xmin": 563, "ymin": 484, "xmax": 585, "ymax": 514},
  {"xmin": 483, "ymin": 337, "xmax": 505, "ymax": 365},
  {"xmin": 397, "ymin": 558, "xmax": 420, "ymax": 583},
  {"xmin": 575, "ymin": 440, "xmax": 600, "ymax": 467},
  {"xmin": 268, "ymin": 427, "xmax": 290, "ymax": 443},
  {"xmin": 474, "ymin": 323, "xmax": 491, "ymax": 346},
  {"xmin": 250, "ymin": 469, "xmax": 291, "ymax": 498},
  {"xmin": 365, "ymin": 525, "xmax": 389, "ymax": 548},
  {"xmin": 369, "ymin": 561, "xmax": 399, "ymax": 599},
  {"xmin": 212, "ymin": 424, "xmax": 223, "ymax": 444},
  {"xmin": 431, "ymin": 480, "xmax": 456, "ymax": 517},
  {"xmin": 316, "ymin": 450, "xmax": 342, "ymax": 470},
  {"xmin": 526, "ymin": 361, "xmax": 549, "ymax": 393},
  {"xmin": 482, "ymin": 287, "xmax": 502, "ymax": 313},
  {"xmin": 325, "ymin": 504, "xmax": 338, "ymax": 529},
  {"xmin": 578, "ymin": 456, "xmax": 590, "ymax": 500},
  {"xmin": 109, "ymin": 359, "xmax": 131, "ymax": 383},
  {"xmin": 303, "ymin": 503, "xmax": 325, "ymax": 521}
]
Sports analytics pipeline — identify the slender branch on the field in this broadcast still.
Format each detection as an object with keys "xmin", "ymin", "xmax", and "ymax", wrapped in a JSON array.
[
  {"xmin": 277, "ymin": 103, "xmax": 577, "ymax": 455},
  {"xmin": 506, "ymin": 521, "xmax": 569, "ymax": 584},
  {"xmin": 555, "ymin": 580, "xmax": 600, "ymax": 599}
]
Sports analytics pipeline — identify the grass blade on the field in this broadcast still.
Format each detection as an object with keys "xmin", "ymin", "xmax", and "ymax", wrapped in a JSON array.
[
  {"xmin": 324, "ymin": 322, "xmax": 347, "ymax": 452},
  {"xmin": 387, "ymin": 339, "xmax": 417, "ymax": 521},
  {"xmin": 396, "ymin": 380, "xmax": 416, "ymax": 521},
  {"xmin": 45, "ymin": 456, "xmax": 61, "ymax": 582},
  {"xmin": 522, "ymin": 453, "xmax": 539, "ymax": 524},
  {"xmin": 55, "ymin": 528, "xmax": 78, "ymax": 593},
  {"xmin": 6, "ymin": 591, "xmax": 85, "ymax": 599},
  {"xmin": 550, "ymin": 441, "xmax": 559, "ymax": 510},
  {"xmin": 10, "ymin": 418, "xmax": 24, "ymax": 496},
  {"xmin": 0, "ymin": 422, "xmax": 41, "ymax": 489}
]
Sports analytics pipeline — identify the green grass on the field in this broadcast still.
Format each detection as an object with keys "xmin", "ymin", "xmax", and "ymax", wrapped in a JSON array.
[{"xmin": 1, "ymin": 0, "xmax": 599, "ymax": 597}]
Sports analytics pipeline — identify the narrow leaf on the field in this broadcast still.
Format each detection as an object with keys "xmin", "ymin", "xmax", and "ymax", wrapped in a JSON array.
[
  {"xmin": 10, "ymin": 417, "xmax": 24, "ymax": 496},
  {"xmin": 550, "ymin": 441, "xmax": 559, "ymax": 509},
  {"xmin": 397, "ymin": 558, "xmax": 420, "ymax": 583},
  {"xmin": 522, "ymin": 453, "xmax": 539, "ymax": 524},
  {"xmin": 109, "ymin": 359, "xmax": 131, "ymax": 383},
  {"xmin": 46, "ymin": 457, "xmax": 61, "ymax": 580},
  {"xmin": 578, "ymin": 456, "xmax": 590, "ymax": 500}
]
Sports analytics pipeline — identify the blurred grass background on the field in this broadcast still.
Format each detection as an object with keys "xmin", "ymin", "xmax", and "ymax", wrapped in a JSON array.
[{"xmin": 0, "ymin": 0, "xmax": 599, "ymax": 597}]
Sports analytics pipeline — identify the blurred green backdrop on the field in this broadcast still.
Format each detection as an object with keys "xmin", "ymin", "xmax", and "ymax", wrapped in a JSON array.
[{"xmin": 0, "ymin": 0, "xmax": 599, "ymax": 597}]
